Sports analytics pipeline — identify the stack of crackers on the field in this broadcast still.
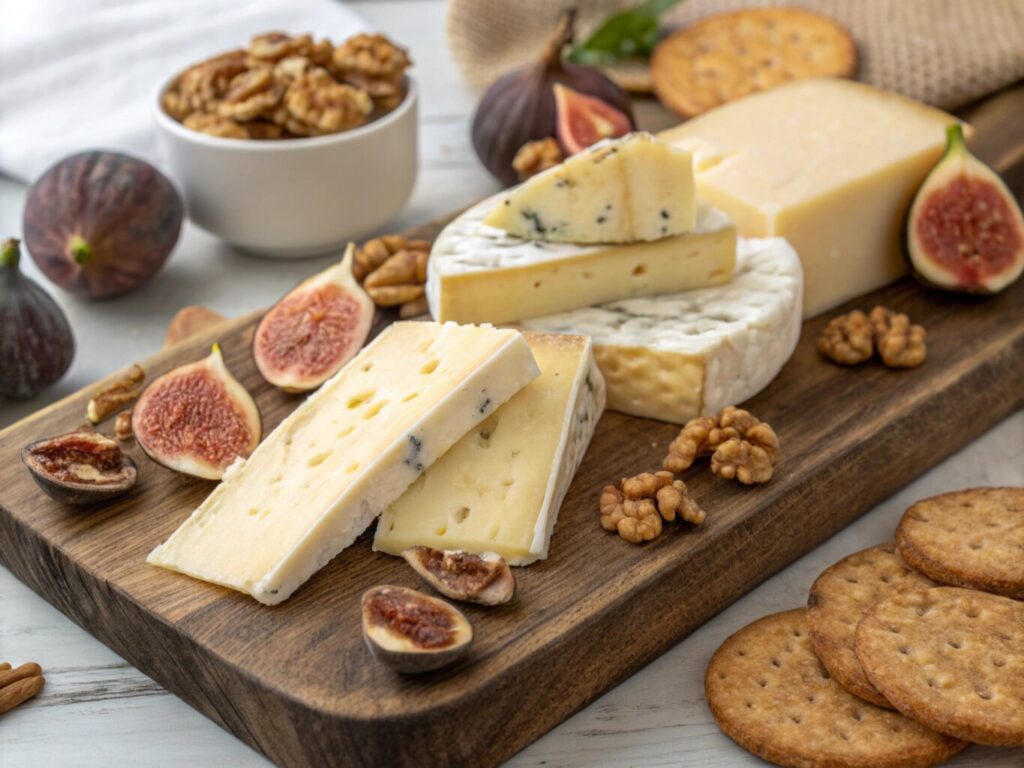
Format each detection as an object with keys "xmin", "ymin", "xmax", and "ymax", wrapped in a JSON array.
[{"xmin": 705, "ymin": 487, "xmax": 1023, "ymax": 767}]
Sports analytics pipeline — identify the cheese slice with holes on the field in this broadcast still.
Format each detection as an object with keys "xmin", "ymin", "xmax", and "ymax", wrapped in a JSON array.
[
  {"xmin": 428, "ymin": 196, "xmax": 736, "ymax": 325},
  {"xmin": 148, "ymin": 322, "xmax": 540, "ymax": 604},
  {"xmin": 373, "ymin": 332, "xmax": 605, "ymax": 565},
  {"xmin": 522, "ymin": 238, "xmax": 802, "ymax": 425},
  {"xmin": 483, "ymin": 133, "xmax": 697, "ymax": 243}
]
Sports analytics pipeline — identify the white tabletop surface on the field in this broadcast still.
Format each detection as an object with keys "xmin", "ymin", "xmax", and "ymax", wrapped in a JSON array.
[{"xmin": 1, "ymin": 2, "xmax": 1021, "ymax": 766}]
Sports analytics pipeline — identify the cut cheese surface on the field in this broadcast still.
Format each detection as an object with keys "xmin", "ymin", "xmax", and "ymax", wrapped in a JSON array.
[
  {"xmin": 374, "ymin": 333, "xmax": 605, "ymax": 565},
  {"xmin": 523, "ymin": 238, "xmax": 802, "ymax": 424},
  {"xmin": 660, "ymin": 78, "xmax": 961, "ymax": 317},
  {"xmin": 148, "ymin": 322, "xmax": 540, "ymax": 605},
  {"xmin": 483, "ymin": 132, "xmax": 696, "ymax": 243},
  {"xmin": 428, "ymin": 197, "xmax": 736, "ymax": 325}
]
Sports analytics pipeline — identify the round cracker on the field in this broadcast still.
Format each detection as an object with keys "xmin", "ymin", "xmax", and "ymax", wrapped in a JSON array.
[
  {"xmin": 856, "ymin": 587, "xmax": 1024, "ymax": 746},
  {"xmin": 807, "ymin": 543, "xmax": 936, "ymax": 708},
  {"xmin": 651, "ymin": 7, "xmax": 857, "ymax": 118},
  {"xmin": 896, "ymin": 487, "xmax": 1024, "ymax": 599},
  {"xmin": 705, "ymin": 609, "xmax": 966, "ymax": 767}
]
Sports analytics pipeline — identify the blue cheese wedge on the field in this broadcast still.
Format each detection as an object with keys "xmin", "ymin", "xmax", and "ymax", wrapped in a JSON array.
[
  {"xmin": 428, "ymin": 197, "xmax": 736, "ymax": 325},
  {"xmin": 483, "ymin": 132, "xmax": 696, "ymax": 243},
  {"xmin": 523, "ymin": 238, "xmax": 803, "ymax": 424},
  {"xmin": 374, "ymin": 332, "xmax": 605, "ymax": 565},
  {"xmin": 148, "ymin": 322, "xmax": 540, "ymax": 605}
]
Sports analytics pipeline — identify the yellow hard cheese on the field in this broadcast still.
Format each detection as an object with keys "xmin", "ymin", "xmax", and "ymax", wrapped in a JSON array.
[
  {"xmin": 148, "ymin": 322, "xmax": 540, "ymax": 605},
  {"xmin": 374, "ymin": 333, "xmax": 605, "ymax": 565},
  {"xmin": 661, "ymin": 78, "xmax": 963, "ymax": 317},
  {"xmin": 484, "ymin": 132, "xmax": 696, "ymax": 243},
  {"xmin": 427, "ymin": 199, "xmax": 736, "ymax": 325}
]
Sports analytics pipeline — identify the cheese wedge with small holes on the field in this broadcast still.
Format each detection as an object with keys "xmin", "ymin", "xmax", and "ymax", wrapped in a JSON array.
[
  {"xmin": 148, "ymin": 322, "xmax": 540, "ymax": 605},
  {"xmin": 374, "ymin": 332, "xmax": 605, "ymax": 565}
]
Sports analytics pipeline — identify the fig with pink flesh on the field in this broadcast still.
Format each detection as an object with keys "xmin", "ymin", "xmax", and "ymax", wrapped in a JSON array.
[
  {"xmin": 906, "ymin": 124, "xmax": 1024, "ymax": 294},
  {"xmin": 23, "ymin": 151, "xmax": 183, "ymax": 300},
  {"xmin": 132, "ymin": 344, "xmax": 261, "ymax": 480},
  {"xmin": 23, "ymin": 430, "xmax": 137, "ymax": 505},
  {"xmin": 253, "ymin": 245, "xmax": 374, "ymax": 392},
  {"xmin": 0, "ymin": 238, "xmax": 75, "ymax": 399},
  {"xmin": 553, "ymin": 82, "xmax": 633, "ymax": 156},
  {"xmin": 402, "ymin": 547, "xmax": 515, "ymax": 606}
]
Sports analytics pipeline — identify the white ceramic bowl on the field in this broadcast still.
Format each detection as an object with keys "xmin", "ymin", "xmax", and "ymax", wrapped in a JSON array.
[{"xmin": 153, "ymin": 77, "xmax": 418, "ymax": 258}]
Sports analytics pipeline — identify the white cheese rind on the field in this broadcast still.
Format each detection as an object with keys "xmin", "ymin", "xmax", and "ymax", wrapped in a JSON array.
[
  {"xmin": 523, "ymin": 238, "xmax": 803, "ymax": 424},
  {"xmin": 428, "ymin": 197, "xmax": 735, "ymax": 325},
  {"xmin": 482, "ymin": 133, "xmax": 697, "ymax": 243},
  {"xmin": 373, "ymin": 333, "xmax": 605, "ymax": 565},
  {"xmin": 148, "ymin": 322, "xmax": 540, "ymax": 605}
]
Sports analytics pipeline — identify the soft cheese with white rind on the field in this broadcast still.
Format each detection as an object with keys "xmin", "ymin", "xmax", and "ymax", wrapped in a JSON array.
[
  {"xmin": 148, "ymin": 322, "xmax": 540, "ymax": 605},
  {"xmin": 428, "ymin": 196, "xmax": 736, "ymax": 325},
  {"xmin": 484, "ymin": 132, "xmax": 696, "ymax": 243},
  {"xmin": 523, "ymin": 238, "xmax": 802, "ymax": 424},
  {"xmin": 374, "ymin": 332, "xmax": 605, "ymax": 565}
]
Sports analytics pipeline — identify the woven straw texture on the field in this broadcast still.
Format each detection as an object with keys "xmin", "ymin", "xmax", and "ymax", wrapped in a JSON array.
[{"xmin": 446, "ymin": 0, "xmax": 1024, "ymax": 109}]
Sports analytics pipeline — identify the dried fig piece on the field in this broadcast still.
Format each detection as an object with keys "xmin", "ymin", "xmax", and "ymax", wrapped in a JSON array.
[
  {"xmin": 132, "ymin": 344, "xmax": 261, "ymax": 480},
  {"xmin": 22, "ymin": 430, "xmax": 137, "ymax": 505},
  {"xmin": 362, "ymin": 585, "xmax": 472, "ymax": 674},
  {"xmin": 253, "ymin": 245, "xmax": 373, "ymax": 392},
  {"xmin": 402, "ymin": 547, "xmax": 515, "ymax": 606}
]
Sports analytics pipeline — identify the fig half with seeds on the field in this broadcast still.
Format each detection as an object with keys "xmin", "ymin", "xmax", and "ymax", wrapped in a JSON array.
[
  {"xmin": 132, "ymin": 344, "xmax": 261, "ymax": 480},
  {"xmin": 906, "ymin": 124, "xmax": 1024, "ymax": 294},
  {"xmin": 402, "ymin": 547, "xmax": 515, "ymax": 606},
  {"xmin": 253, "ymin": 244, "xmax": 374, "ymax": 392},
  {"xmin": 361, "ymin": 585, "xmax": 473, "ymax": 674},
  {"xmin": 23, "ymin": 430, "xmax": 137, "ymax": 505}
]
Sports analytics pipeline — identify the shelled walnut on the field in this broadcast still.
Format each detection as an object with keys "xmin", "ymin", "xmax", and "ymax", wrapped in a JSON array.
[
  {"xmin": 818, "ymin": 309, "xmax": 873, "ymax": 365},
  {"xmin": 162, "ymin": 31, "xmax": 410, "ymax": 140},
  {"xmin": 818, "ymin": 306, "xmax": 926, "ymax": 369},
  {"xmin": 664, "ymin": 406, "xmax": 779, "ymax": 484},
  {"xmin": 353, "ymin": 235, "xmax": 431, "ymax": 317},
  {"xmin": 600, "ymin": 470, "xmax": 706, "ymax": 544},
  {"xmin": 512, "ymin": 138, "xmax": 563, "ymax": 180},
  {"xmin": 86, "ymin": 365, "xmax": 145, "ymax": 424}
]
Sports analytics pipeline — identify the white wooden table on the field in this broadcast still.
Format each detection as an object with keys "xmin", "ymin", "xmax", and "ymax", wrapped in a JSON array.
[{"xmin": 1, "ymin": 2, "xmax": 1021, "ymax": 765}]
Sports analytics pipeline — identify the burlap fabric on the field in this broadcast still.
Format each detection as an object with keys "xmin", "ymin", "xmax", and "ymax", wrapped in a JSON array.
[{"xmin": 446, "ymin": 0, "xmax": 1024, "ymax": 109}]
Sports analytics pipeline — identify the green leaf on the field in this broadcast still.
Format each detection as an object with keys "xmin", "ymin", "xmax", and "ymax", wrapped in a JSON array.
[{"xmin": 569, "ymin": 0, "xmax": 682, "ymax": 66}]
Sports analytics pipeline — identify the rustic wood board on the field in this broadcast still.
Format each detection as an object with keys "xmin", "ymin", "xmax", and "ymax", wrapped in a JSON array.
[{"xmin": 2, "ymin": 86, "xmax": 1023, "ymax": 767}]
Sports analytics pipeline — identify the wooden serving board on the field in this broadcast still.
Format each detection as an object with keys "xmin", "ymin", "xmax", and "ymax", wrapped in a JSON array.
[{"xmin": 2, "ymin": 87, "xmax": 1023, "ymax": 768}]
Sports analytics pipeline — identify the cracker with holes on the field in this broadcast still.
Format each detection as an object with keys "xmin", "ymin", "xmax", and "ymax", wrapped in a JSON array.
[
  {"xmin": 651, "ymin": 7, "xmax": 857, "ymax": 118},
  {"xmin": 855, "ymin": 587, "xmax": 1024, "ymax": 746},
  {"xmin": 807, "ymin": 543, "xmax": 936, "ymax": 708},
  {"xmin": 896, "ymin": 487, "xmax": 1024, "ymax": 599},
  {"xmin": 705, "ymin": 609, "xmax": 966, "ymax": 767}
]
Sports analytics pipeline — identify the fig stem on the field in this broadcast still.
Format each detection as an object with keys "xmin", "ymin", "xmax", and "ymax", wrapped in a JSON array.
[
  {"xmin": 541, "ymin": 10, "xmax": 576, "ymax": 69},
  {"xmin": 0, "ymin": 237, "xmax": 20, "ymax": 268},
  {"xmin": 945, "ymin": 123, "xmax": 966, "ymax": 153},
  {"xmin": 68, "ymin": 235, "xmax": 93, "ymax": 265}
]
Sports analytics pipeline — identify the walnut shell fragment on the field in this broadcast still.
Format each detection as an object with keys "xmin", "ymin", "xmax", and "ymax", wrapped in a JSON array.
[{"xmin": 402, "ymin": 547, "xmax": 514, "ymax": 605}]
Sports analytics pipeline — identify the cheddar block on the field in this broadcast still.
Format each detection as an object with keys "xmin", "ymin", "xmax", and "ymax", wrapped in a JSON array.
[
  {"xmin": 484, "ymin": 133, "xmax": 696, "ymax": 242},
  {"xmin": 661, "ymin": 78, "xmax": 964, "ymax": 317},
  {"xmin": 374, "ymin": 333, "xmax": 605, "ymax": 565},
  {"xmin": 428, "ymin": 197, "xmax": 736, "ymax": 325},
  {"xmin": 148, "ymin": 322, "xmax": 540, "ymax": 605},
  {"xmin": 524, "ymin": 238, "xmax": 802, "ymax": 424}
]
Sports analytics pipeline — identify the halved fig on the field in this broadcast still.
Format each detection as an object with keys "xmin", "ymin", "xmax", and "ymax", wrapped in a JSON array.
[
  {"xmin": 554, "ymin": 82, "xmax": 632, "ymax": 155},
  {"xmin": 361, "ymin": 585, "xmax": 473, "ymax": 674},
  {"xmin": 132, "ymin": 344, "xmax": 261, "ymax": 480},
  {"xmin": 22, "ymin": 430, "xmax": 137, "ymax": 505},
  {"xmin": 906, "ymin": 124, "xmax": 1024, "ymax": 294},
  {"xmin": 402, "ymin": 547, "xmax": 515, "ymax": 606},
  {"xmin": 253, "ymin": 245, "xmax": 374, "ymax": 392}
]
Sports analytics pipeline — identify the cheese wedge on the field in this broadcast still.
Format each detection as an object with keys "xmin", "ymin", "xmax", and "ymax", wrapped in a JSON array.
[
  {"xmin": 660, "ymin": 78, "xmax": 961, "ymax": 317},
  {"xmin": 374, "ymin": 333, "xmax": 605, "ymax": 565},
  {"xmin": 484, "ymin": 132, "xmax": 696, "ymax": 243},
  {"xmin": 428, "ymin": 197, "xmax": 736, "ymax": 325},
  {"xmin": 148, "ymin": 322, "xmax": 540, "ymax": 605},
  {"xmin": 523, "ymin": 238, "xmax": 803, "ymax": 424}
]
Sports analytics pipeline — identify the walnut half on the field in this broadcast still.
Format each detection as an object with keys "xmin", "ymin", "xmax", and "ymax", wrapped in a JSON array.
[
  {"xmin": 870, "ymin": 306, "xmax": 926, "ymax": 368},
  {"xmin": 664, "ymin": 407, "xmax": 780, "ymax": 485},
  {"xmin": 818, "ymin": 309, "xmax": 873, "ymax": 365},
  {"xmin": 600, "ymin": 471, "xmax": 706, "ymax": 544}
]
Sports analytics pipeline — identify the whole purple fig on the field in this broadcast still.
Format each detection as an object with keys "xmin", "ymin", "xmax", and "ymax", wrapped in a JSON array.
[{"xmin": 0, "ymin": 237, "xmax": 75, "ymax": 399}]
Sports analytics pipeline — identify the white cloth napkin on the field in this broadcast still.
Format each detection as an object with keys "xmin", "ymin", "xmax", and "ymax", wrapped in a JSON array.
[{"xmin": 0, "ymin": 0, "xmax": 364, "ymax": 183}]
